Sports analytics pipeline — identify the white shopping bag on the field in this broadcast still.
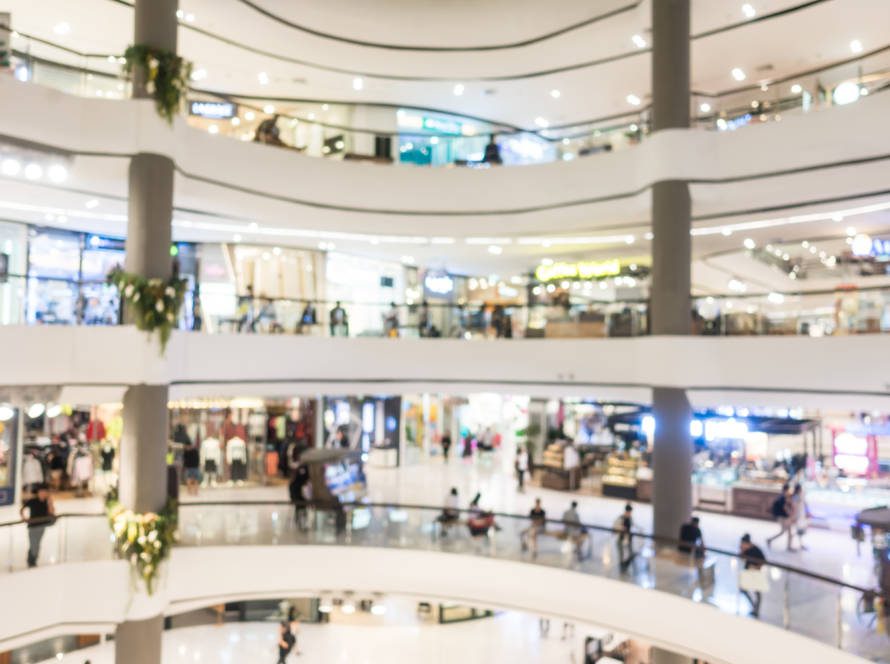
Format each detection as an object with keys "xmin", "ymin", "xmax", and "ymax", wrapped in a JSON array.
[{"xmin": 739, "ymin": 568, "xmax": 769, "ymax": 593}]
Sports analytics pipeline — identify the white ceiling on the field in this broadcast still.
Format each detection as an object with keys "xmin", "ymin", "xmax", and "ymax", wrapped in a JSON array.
[{"xmin": 5, "ymin": 0, "xmax": 889, "ymax": 128}]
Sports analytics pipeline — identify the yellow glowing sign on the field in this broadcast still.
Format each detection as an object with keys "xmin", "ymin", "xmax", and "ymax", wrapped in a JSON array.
[{"xmin": 534, "ymin": 259, "xmax": 621, "ymax": 282}]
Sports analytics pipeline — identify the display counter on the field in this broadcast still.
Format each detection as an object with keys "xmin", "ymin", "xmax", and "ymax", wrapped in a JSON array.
[
  {"xmin": 601, "ymin": 455, "xmax": 639, "ymax": 500},
  {"xmin": 540, "ymin": 465, "xmax": 582, "ymax": 491},
  {"xmin": 544, "ymin": 320, "xmax": 606, "ymax": 338},
  {"xmin": 731, "ymin": 481, "xmax": 784, "ymax": 520}
]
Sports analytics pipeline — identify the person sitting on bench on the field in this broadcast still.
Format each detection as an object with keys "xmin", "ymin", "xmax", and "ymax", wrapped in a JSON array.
[
  {"xmin": 678, "ymin": 516, "xmax": 705, "ymax": 559},
  {"xmin": 521, "ymin": 498, "xmax": 547, "ymax": 553},
  {"xmin": 436, "ymin": 487, "xmax": 460, "ymax": 536},
  {"xmin": 561, "ymin": 500, "xmax": 589, "ymax": 558}
]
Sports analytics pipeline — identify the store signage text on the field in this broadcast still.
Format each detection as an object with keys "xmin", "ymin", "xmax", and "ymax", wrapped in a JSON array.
[
  {"xmin": 424, "ymin": 272, "xmax": 454, "ymax": 295},
  {"xmin": 189, "ymin": 100, "xmax": 237, "ymax": 119},
  {"xmin": 535, "ymin": 260, "xmax": 621, "ymax": 282},
  {"xmin": 422, "ymin": 116, "xmax": 462, "ymax": 135}
]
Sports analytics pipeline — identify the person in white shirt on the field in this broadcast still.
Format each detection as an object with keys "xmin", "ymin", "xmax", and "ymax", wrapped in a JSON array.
[
  {"xmin": 437, "ymin": 487, "xmax": 460, "ymax": 537},
  {"xmin": 515, "ymin": 445, "xmax": 530, "ymax": 492}
]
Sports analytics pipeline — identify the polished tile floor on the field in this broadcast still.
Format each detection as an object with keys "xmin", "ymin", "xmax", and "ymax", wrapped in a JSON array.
[{"xmin": 36, "ymin": 612, "xmax": 586, "ymax": 664}]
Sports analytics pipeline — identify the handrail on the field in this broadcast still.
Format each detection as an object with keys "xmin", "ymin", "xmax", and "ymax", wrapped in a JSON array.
[
  {"xmin": 177, "ymin": 498, "xmax": 875, "ymax": 595},
  {"xmin": 8, "ymin": 25, "xmax": 890, "ymax": 139},
  {"xmin": 1, "ymin": 499, "xmax": 873, "ymax": 595}
]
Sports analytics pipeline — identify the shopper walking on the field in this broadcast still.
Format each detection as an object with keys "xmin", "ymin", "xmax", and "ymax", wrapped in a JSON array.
[
  {"xmin": 615, "ymin": 503, "xmax": 635, "ymax": 570},
  {"xmin": 767, "ymin": 484, "xmax": 796, "ymax": 551},
  {"xmin": 739, "ymin": 533, "xmax": 767, "ymax": 618},
  {"xmin": 20, "ymin": 484, "xmax": 55, "ymax": 567},
  {"xmin": 288, "ymin": 462, "xmax": 311, "ymax": 530},
  {"xmin": 276, "ymin": 620, "xmax": 296, "ymax": 663},
  {"xmin": 791, "ymin": 484, "xmax": 809, "ymax": 551},
  {"xmin": 515, "ymin": 445, "xmax": 530, "ymax": 492}
]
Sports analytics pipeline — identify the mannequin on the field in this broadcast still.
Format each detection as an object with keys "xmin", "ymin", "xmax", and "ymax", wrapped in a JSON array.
[
  {"xmin": 67, "ymin": 443, "xmax": 94, "ymax": 497},
  {"xmin": 226, "ymin": 436, "xmax": 248, "ymax": 484},
  {"xmin": 200, "ymin": 436, "xmax": 222, "ymax": 486},
  {"xmin": 98, "ymin": 441, "xmax": 116, "ymax": 492}
]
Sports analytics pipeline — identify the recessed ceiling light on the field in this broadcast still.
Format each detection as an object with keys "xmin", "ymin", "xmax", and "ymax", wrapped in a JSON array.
[
  {"xmin": 625, "ymin": 235, "xmax": 635, "ymax": 245},
  {"xmin": 831, "ymin": 213, "xmax": 843, "ymax": 222},
  {"xmin": 322, "ymin": 103, "xmax": 330, "ymax": 111},
  {"xmin": 487, "ymin": 245, "xmax": 503, "ymax": 255},
  {"xmin": 790, "ymin": 83, "xmax": 802, "ymax": 94},
  {"xmin": 743, "ymin": 238, "xmax": 756, "ymax": 250},
  {"xmin": 722, "ymin": 228, "xmax": 732, "ymax": 237},
  {"xmin": 626, "ymin": 94, "xmax": 641, "ymax": 106},
  {"xmin": 731, "ymin": 68, "xmax": 746, "ymax": 82},
  {"xmin": 263, "ymin": 104, "xmax": 275, "ymax": 114},
  {"xmin": 846, "ymin": 226, "xmax": 856, "ymax": 237},
  {"xmin": 0, "ymin": 158, "xmax": 21, "ymax": 177},
  {"xmin": 644, "ymin": 232, "xmax": 654, "ymax": 241},
  {"xmin": 307, "ymin": 112, "xmax": 315, "ymax": 120},
  {"xmin": 352, "ymin": 77, "xmax": 364, "ymax": 91},
  {"xmin": 453, "ymin": 83, "xmax": 465, "ymax": 96},
  {"xmin": 534, "ymin": 117, "xmax": 549, "ymax": 128},
  {"xmin": 85, "ymin": 199, "xmax": 99, "ymax": 209},
  {"xmin": 233, "ymin": 234, "xmax": 242, "ymax": 242},
  {"xmin": 257, "ymin": 72, "xmax": 270, "ymax": 85},
  {"xmin": 699, "ymin": 102, "xmax": 711, "ymax": 113},
  {"xmin": 53, "ymin": 22, "xmax": 71, "ymax": 35},
  {"xmin": 207, "ymin": 124, "xmax": 219, "ymax": 134},
  {"xmin": 631, "ymin": 34, "xmax": 647, "ymax": 49},
  {"xmin": 231, "ymin": 116, "xmax": 241, "ymax": 126},
  {"xmin": 741, "ymin": 4, "xmax": 756, "ymax": 19},
  {"xmin": 550, "ymin": 89, "xmax": 561, "ymax": 99},
  {"xmin": 401, "ymin": 255, "xmax": 415, "ymax": 265},
  {"xmin": 244, "ymin": 111, "xmax": 255, "ymax": 121},
  {"xmin": 184, "ymin": 13, "xmax": 195, "ymax": 23},
  {"xmin": 849, "ymin": 39, "xmax": 863, "ymax": 54},
  {"xmin": 190, "ymin": 68, "xmax": 207, "ymax": 81},
  {"xmin": 24, "ymin": 163, "xmax": 43, "ymax": 180}
]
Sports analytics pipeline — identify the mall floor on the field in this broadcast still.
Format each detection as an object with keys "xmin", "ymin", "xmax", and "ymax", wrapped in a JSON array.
[
  {"xmin": 35, "ymin": 612, "xmax": 585, "ymax": 664},
  {"xmin": 45, "ymin": 445, "xmax": 873, "ymax": 588}
]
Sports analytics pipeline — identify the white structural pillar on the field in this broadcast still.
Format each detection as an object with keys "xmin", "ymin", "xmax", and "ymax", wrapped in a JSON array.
[
  {"xmin": 116, "ymin": 2, "xmax": 178, "ymax": 663},
  {"xmin": 650, "ymin": 0, "xmax": 694, "ymax": 554}
]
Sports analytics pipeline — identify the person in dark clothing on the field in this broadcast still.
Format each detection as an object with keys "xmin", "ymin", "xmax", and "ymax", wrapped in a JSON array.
[
  {"xmin": 183, "ymin": 443, "xmax": 201, "ymax": 495},
  {"xmin": 289, "ymin": 463, "xmax": 311, "ymax": 530},
  {"xmin": 739, "ymin": 533, "xmax": 767, "ymax": 617},
  {"xmin": 678, "ymin": 516, "xmax": 705, "ymax": 559},
  {"xmin": 615, "ymin": 503, "xmax": 635, "ymax": 570},
  {"xmin": 482, "ymin": 135, "xmax": 502, "ymax": 165},
  {"xmin": 441, "ymin": 433, "xmax": 452, "ymax": 461},
  {"xmin": 276, "ymin": 620, "xmax": 295, "ymax": 663},
  {"xmin": 329, "ymin": 301, "xmax": 349, "ymax": 337},
  {"xmin": 21, "ymin": 484, "xmax": 55, "ymax": 567},
  {"xmin": 521, "ymin": 498, "xmax": 547, "ymax": 554}
]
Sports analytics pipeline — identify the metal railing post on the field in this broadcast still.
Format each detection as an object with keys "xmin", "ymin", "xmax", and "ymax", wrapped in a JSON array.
[{"xmin": 783, "ymin": 572, "xmax": 791, "ymax": 629}]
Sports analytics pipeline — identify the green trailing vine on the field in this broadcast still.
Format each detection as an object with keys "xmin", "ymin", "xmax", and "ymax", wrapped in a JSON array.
[
  {"xmin": 122, "ymin": 44, "xmax": 191, "ymax": 124},
  {"xmin": 106, "ymin": 491, "xmax": 178, "ymax": 596},
  {"xmin": 108, "ymin": 266, "xmax": 187, "ymax": 352}
]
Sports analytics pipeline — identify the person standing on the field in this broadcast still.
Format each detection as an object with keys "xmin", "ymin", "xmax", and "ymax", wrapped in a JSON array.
[
  {"xmin": 562, "ymin": 500, "xmax": 588, "ymax": 559},
  {"xmin": 20, "ymin": 484, "xmax": 55, "ymax": 567},
  {"xmin": 183, "ymin": 442, "xmax": 201, "ymax": 495},
  {"xmin": 615, "ymin": 503, "xmax": 635, "ymax": 570},
  {"xmin": 289, "ymin": 462, "xmax": 311, "ymax": 530},
  {"xmin": 515, "ymin": 445, "xmax": 530, "ymax": 492},
  {"xmin": 441, "ymin": 433, "xmax": 452, "ymax": 461},
  {"xmin": 739, "ymin": 533, "xmax": 767, "ymax": 618},
  {"xmin": 678, "ymin": 516, "xmax": 705, "ymax": 559},
  {"xmin": 767, "ymin": 484, "xmax": 796, "ymax": 551},
  {"xmin": 329, "ymin": 301, "xmax": 349, "ymax": 337}
]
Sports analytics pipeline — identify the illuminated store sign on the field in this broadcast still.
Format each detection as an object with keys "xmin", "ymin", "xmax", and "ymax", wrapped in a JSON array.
[
  {"xmin": 189, "ymin": 100, "xmax": 237, "ymax": 119},
  {"xmin": 424, "ymin": 272, "xmax": 454, "ymax": 295},
  {"xmin": 852, "ymin": 235, "xmax": 890, "ymax": 259},
  {"xmin": 535, "ymin": 260, "xmax": 621, "ymax": 282}
]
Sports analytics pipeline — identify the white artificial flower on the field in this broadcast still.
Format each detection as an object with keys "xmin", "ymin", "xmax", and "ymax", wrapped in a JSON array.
[
  {"xmin": 124, "ymin": 284, "xmax": 135, "ymax": 298},
  {"xmin": 165, "ymin": 287, "xmax": 175, "ymax": 297},
  {"xmin": 155, "ymin": 300, "xmax": 164, "ymax": 313}
]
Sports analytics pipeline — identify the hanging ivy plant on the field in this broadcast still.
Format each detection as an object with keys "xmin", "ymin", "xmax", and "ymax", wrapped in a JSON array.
[
  {"xmin": 107, "ymin": 492, "xmax": 178, "ymax": 596},
  {"xmin": 122, "ymin": 44, "xmax": 191, "ymax": 124},
  {"xmin": 108, "ymin": 266, "xmax": 187, "ymax": 353}
]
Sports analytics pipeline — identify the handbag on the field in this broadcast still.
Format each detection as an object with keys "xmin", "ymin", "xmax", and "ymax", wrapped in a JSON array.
[{"xmin": 739, "ymin": 567, "xmax": 769, "ymax": 593}]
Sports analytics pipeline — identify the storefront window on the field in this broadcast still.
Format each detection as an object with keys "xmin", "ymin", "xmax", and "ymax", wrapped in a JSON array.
[
  {"xmin": 80, "ymin": 234, "xmax": 125, "ymax": 325},
  {"xmin": 0, "ymin": 221, "xmax": 27, "ymax": 324},
  {"xmin": 325, "ymin": 253, "xmax": 405, "ymax": 336},
  {"xmin": 0, "ymin": 406, "xmax": 17, "ymax": 506},
  {"xmin": 26, "ymin": 229, "xmax": 81, "ymax": 324}
]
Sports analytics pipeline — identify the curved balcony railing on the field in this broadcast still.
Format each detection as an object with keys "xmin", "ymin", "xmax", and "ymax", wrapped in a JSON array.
[
  {"xmin": 3, "ymin": 26, "xmax": 890, "ymax": 168},
  {"xmin": 0, "ymin": 500, "xmax": 884, "ymax": 660},
  {"xmin": 2, "ymin": 273, "xmax": 889, "ymax": 338}
]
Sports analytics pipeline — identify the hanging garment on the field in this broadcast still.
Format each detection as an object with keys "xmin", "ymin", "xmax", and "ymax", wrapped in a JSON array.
[
  {"xmin": 71, "ymin": 450, "xmax": 94, "ymax": 485},
  {"xmin": 100, "ymin": 446, "xmax": 115, "ymax": 472},
  {"xmin": 85, "ymin": 419, "xmax": 106, "ymax": 443},
  {"xmin": 22, "ymin": 454, "xmax": 45, "ymax": 487}
]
